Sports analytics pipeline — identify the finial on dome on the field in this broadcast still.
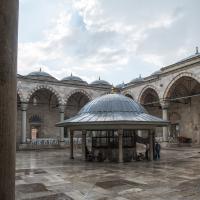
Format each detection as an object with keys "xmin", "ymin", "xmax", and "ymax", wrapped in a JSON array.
[
  {"xmin": 39, "ymin": 68, "xmax": 42, "ymax": 72},
  {"xmin": 139, "ymin": 74, "xmax": 141, "ymax": 78},
  {"xmin": 71, "ymin": 73, "xmax": 72, "ymax": 76},
  {"xmin": 196, "ymin": 46, "xmax": 199, "ymax": 54},
  {"xmin": 99, "ymin": 76, "xmax": 101, "ymax": 80}
]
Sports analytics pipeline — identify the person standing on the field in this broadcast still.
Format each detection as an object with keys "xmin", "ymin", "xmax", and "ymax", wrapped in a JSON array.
[{"xmin": 155, "ymin": 142, "xmax": 161, "ymax": 160}]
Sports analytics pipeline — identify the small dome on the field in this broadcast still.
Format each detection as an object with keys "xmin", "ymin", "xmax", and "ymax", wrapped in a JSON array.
[
  {"xmin": 90, "ymin": 77, "xmax": 111, "ymax": 87},
  {"xmin": 115, "ymin": 82, "xmax": 125, "ymax": 89},
  {"xmin": 26, "ymin": 69, "xmax": 56, "ymax": 80},
  {"xmin": 130, "ymin": 75, "xmax": 144, "ymax": 84},
  {"xmin": 62, "ymin": 75, "xmax": 83, "ymax": 82},
  {"xmin": 61, "ymin": 74, "xmax": 87, "ymax": 85},
  {"xmin": 151, "ymin": 70, "xmax": 161, "ymax": 76},
  {"xmin": 80, "ymin": 94, "xmax": 146, "ymax": 114}
]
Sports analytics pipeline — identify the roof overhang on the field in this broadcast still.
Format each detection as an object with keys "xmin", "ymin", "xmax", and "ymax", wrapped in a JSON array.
[{"xmin": 56, "ymin": 120, "xmax": 169, "ymax": 131}]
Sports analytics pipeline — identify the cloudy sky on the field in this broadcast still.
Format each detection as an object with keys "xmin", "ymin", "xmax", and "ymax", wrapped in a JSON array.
[{"xmin": 18, "ymin": 0, "xmax": 200, "ymax": 84}]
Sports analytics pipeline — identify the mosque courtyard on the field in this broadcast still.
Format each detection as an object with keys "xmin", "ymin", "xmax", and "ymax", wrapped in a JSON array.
[{"xmin": 16, "ymin": 147, "xmax": 200, "ymax": 200}]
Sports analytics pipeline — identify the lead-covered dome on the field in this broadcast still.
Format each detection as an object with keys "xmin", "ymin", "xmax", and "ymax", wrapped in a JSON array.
[
  {"xmin": 57, "ymin": 93, "xmax": 168, "ymax": 126},
  {"xmin": 130, "ymin": 75, "xmax": 144, "ymax": 84},
  {"xmin": 90, "ymin": 77, "xmax": 111, "ymax": 88},
  {"xmin": 151, "ymin": 70, "xmax": 161, "ymax": 76},
  {"xmin": 61, "ymin": 74, "xmax": 87, "ymax": 85},
  {"xmin": 26, "ymin": 69, "xmax": 57, "ymax": 81},
  {"xmin": 80, "ymin": 94, "xmax": 145, "ymax": 114}
]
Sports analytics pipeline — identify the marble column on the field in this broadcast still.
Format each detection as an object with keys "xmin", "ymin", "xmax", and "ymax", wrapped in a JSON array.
[
  {"xmin": 21, "ymin": 103, "xmax": 28, "ymax": 143},
  {"xmin": 118, "ymin": 129, "xmax": 123, "ymax": 163},
  {"xmin": 59, "ymin": 105, "xmax": 65, "ymax": 141},
  {"xmin": 137, "ymin": 130, "xmax": 142, "ymax": 137},
  {"xmin": 161, "ymin": 101, "xmax": 170, "ymax": 141},
  {"xmin": 0, "ymin": 0, "xmax": 19, "ymax": 199},
  {"xmin": 70, "ymin": 130, "xmax": 74, "ymax": 159},
  {"xmin": 82, "ymin": 130, "xmax": 87, "ymax": 160}
]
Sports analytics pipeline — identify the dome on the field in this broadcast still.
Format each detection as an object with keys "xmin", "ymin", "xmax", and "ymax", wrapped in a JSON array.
[
  {"xmin": 79, "ymin": 94, "xmax": 146, "ymax": 114},
  {"xmin": 26, "ymin": 69, "xmax": 56, "ymax": 80},
  {"xmin": 115, "ymin": 82, "xmax": 125, "ymax": 89},
  {"xmin": 90, "ymin": 77, "xmax": 111, "ymax": 87},
  {"xmin": 56, "ymin": 93, "xmax": 168, "ymax": 127},
  {"xmin": 130, "ymin": 75, "xmax": 144, "ymax": 84},
  {"xmin": 151, "ymin": 70, "xmax": 161, "ymax": 76},
  {"xmin": 62, "ymin": 74, "xmax": 83, "ymax": 82},
  {"xmin": 61, "ymin": 74, "xmax": 87, "ymax": 85}
]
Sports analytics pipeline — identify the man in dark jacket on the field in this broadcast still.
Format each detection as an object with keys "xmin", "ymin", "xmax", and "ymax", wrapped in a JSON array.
[{"xmin": 155, "ymin": 142, "xmax": 161, "ymax": 160}]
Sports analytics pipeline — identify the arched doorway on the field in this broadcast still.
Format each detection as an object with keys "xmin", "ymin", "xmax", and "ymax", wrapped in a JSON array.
[
  {"xmin": 29, "ymin": 115, "xmax": 42, "ymax": 139},
  {"xmin": 165, "ymin": 76, "xmax": 200, "ymax": 143},
  {"xmin": 27, "ymin": 88, "xmax": 60, "ymax": 139}
]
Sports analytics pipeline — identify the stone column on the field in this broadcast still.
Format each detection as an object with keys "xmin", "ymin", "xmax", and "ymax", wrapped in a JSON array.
[
  {"xmin": 137, "ymin": 130, "xmax": 142, "ymax": 137},
  {"xmin": 82, "ymin": 130, "xmax": 87, "ymax": 160},
  {"xmin": 118, "ymin": 129, "xmax": 123, "ymax": 163},
  {"xmin": 149, "ymin": 130, "xmax": 155, "ymax": 161},
  {"xmin": 70, "ymin": 130, "xmax": 74, "ymax": 159},
  {"xmin": 21, "ymin": 103, "xmax": 28, "ymax": 143},
  {"xmin": 161, "ymin": 101, "xmax": 170, "ymax": 141},
  {"xmin": 59, "ymin": 105, "xmax": 65, "ymax": 142},
  {"xmin": 0, "ymin": 0, "xmax": 19, "ymax": 199}
]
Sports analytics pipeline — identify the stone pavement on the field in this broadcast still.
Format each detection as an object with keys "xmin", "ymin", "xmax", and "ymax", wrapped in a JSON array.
[{"xmin": 16, "ymin": 147, "xmax": 200, "ymax": 200}]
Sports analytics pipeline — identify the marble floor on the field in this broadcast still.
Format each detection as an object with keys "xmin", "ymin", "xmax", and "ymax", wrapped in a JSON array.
[{"xmin": 16, "ymin": 147, "xmax": 200, "ymax": 200}]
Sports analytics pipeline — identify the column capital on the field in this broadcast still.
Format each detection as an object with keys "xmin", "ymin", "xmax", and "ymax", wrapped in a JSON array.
[
  {"xmin": 59, "ymin": 104, "xmax": 65, "ymax": 113},
  {"xmin": 21, "ymin": 102, "xmax": 28, "ymax": 111},
  {"xmin": 160, "ymin": 100, "xmax": 170, "ymax": 109}
]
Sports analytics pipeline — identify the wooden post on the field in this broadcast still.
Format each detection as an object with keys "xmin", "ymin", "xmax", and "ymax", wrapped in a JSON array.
[{"xmin": 0, "ymin": 0, "xmax": 19, "ymax": 199}]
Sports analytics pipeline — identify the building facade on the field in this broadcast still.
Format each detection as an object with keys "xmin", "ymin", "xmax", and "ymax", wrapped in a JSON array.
[{"xmin": 17, "ymin": 50, "xmax": 200, "ymax": 148}]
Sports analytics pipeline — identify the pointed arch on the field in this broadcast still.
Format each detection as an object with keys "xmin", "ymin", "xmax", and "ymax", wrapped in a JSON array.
[
  {"xmin": 138, "ymin": 85, "xmax": 160, "ymax": 104},
  {"xmin": 65, "ymin": 89, "xmax": 92, "ymax": 104},
  {"xmin": 163, "ymin": 72, "xmax": 200, "ymax": 99},
  {"xmin": 26, "ymin": 84, "xmax": 62, "ymax": 104}
]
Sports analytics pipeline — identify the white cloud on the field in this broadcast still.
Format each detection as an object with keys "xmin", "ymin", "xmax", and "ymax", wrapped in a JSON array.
[{"xmin": 18, "ymin": 0, "xmax": 200, "ymax": 84}]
